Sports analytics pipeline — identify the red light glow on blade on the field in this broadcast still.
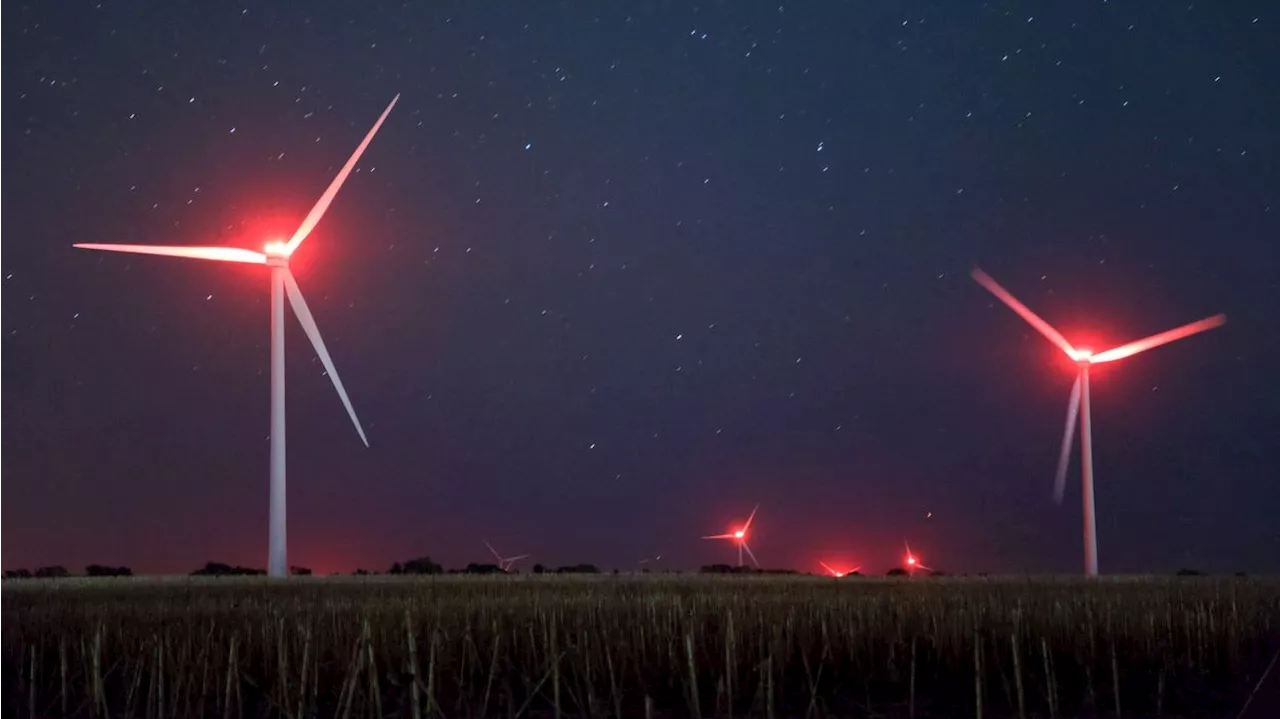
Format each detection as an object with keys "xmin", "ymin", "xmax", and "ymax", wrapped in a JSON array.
[
  {"xmin": 74, "ymin": 244, "xmax": 268, "ymax": 264},
  {"xmin": 971, "ymin": 268, "xmax": 1077, "ymax": 359},
  {"xmin": 284, "ymin": 94, "xmax": 400, "ymax": 254},
  {"xmin": 1089, "ymin": 314, "xmax": 1226, "ymax": 364},
  {"xmin": 820, "ymin": 560, "xmax": 860, "ymax": 577}
]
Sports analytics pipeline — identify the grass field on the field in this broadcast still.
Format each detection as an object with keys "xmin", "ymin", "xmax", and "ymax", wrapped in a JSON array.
[{"xmin": 4, "ymin": 574, "xmax": 1279, "ymax": 718}]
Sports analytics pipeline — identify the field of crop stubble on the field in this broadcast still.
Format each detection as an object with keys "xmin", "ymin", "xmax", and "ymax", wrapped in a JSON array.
[{"xmin": 4, "ymin": 574, "xmax": 1279, "ymax": 718}]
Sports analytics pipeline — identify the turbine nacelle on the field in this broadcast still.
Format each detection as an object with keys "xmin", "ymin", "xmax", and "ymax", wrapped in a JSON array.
[{"xmin": 263, "ymin": 240, "xmax": 291, "ymax": 261}]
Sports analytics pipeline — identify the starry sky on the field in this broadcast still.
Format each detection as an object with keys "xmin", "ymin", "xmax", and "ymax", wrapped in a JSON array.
[{"xmin": 4, "ymin": 2, "xmax": 1278, "ymax": 576}]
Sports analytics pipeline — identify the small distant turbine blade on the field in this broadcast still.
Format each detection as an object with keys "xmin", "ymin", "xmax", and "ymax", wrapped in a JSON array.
[
  {"xmin": 819, "ymin": 560, "xmax": 838, "ymax": 576},
  {"xmin": 1089, "ymin": 314, "xmax": 1226, "ymax": 364},
  {"xmin": 743, "ymin": 503, "xmax": 759, "ymax": 531},
  {"xmin": 742, "ymin": 543, "xmax": 760, "ymax": 568},
  {"xmin": 1054, "ymin": 375, "xmax": 1082, "ymax": 504},
  {"xmin": 484, "ymin": 540, "xmax": 504, "ymax": 562},
  {"xmin": 283, "ymin": 270, "xmax": 369, "ymax": 447},
  {"xmin": 703, "ymin": 533, "xmax": 735, "ymax": 540},
  {"xmin": 74, "ymin": 243, "xmax": 267, "ymax": 264},
  {"xmin": 507, "ymin": 554, "xmax": 529, "ymax": 562},
  {"xmin": 971, "ymin": 268, "xmax": 1077, "ymax": 359},
  {"xmin": 284, "ymin": 94, "xmax": 400, "ymax": 254}
]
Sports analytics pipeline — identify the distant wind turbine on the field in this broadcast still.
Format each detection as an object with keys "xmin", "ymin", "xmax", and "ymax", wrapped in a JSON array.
[
  {"xmin": 819, "ymin": 560, "xmax": 861, "ymax": 578},
  {"xmin": 903, "ymin": 541, "xmax": 932, "ymax": 574},
  {"xmin": 971, "ymin": 268, "xmax": 1225, "ymax": 577},
  {"xmin": 74, "ymin": 95, "xmax": 400, "ymax": 578},
  {"xmin": 484, "ymin": 540, "xmax": 530, "ymax": 573},
  {"xmin": 703, "ymin": 504, "xmax": 760, "ymax": 568}
]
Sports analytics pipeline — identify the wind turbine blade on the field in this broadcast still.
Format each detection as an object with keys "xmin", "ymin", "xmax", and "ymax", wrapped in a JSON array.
[
  {"xmin": 1054, "ymin": 376, "xmax": 1082, "ymax": 504},
  {"xmin": 282, "ymin": 270, "xmax": 369, "ymax": 447},
  {"xmin": 507, "ymin": 554, "xmax": 529, "ymax": 562},
  {"xmin": 970, "ymin": 268, "xmax": 1077, "ymax": 358},
  {"xmin": 849, "ymin": 566, "xmax": 862, "ymax": 573},
  {"xmin": 1089, "ymin": 314, "xmax": 1227, "ymax": 364},
  {"xmin": 284, "ymin": 94, "xmax": 400, "ymax": 254},
  {"xmin": 484, "ymin": 540, "xmax": 503, "ymax": 562},
  {"xmin": 743, "ymin": 503, "xmax": 759, "ymax": 531},
  {"xmin": 742, "ymin": 544, "xmax": 760, "ymax": 568},
  {"xmin": 819, "ymin": 560, "xmax": 837, "ymax": 576},
  {"xmin": 74, "ymin": 243, "xmax": 267, "ymax": 264},
  {"xmin": 703, "ymin": 533, "xmax": 735, "ymax": 540}
]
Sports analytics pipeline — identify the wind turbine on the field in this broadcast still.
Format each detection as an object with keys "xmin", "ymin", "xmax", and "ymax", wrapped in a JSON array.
[
  {"xmin": 971, "ymin": 268, "xmax": 1226, "ymax": 577},
  {"xmin": 74, "ymin": 95, "xmax": 400, "ymax": 578},
  {"xmin": 484, "ymin": 540, "xmax": 530, "ymax": 573},
  {"xmin": 903, "ymin": 541, "xmax": 931, "ymax": 575},
  {"xmin": 702, "ymin": 504, "xmax": 760, "ymax": 568},
  {"xmin": 819, "ymin": 560, "xmax": 861, "ymax": 578}
]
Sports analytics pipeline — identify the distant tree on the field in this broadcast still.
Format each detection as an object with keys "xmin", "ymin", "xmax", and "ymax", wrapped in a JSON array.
[
  {"xmin": 1235, "ymin": 572, "xmax": 1249, "ymax": 578},
  {"xmin": 532, "ymin": 563, "xmax": 546, "ymax": 574},
  {"xmin": 353, "ymin": 569, "xmax": 371, "ymax": 576},
  {"xmin": 1175, "ymin": 568, "xmax": 1205, "ymax": 577},
  {"xmin": 699, "ymin": 564, "xmax": 737, "ymax": 574},
  {"xmin": 463, "ymin": 562, "xmax": 505, "ymax": 575},
  {"xmin": 886, "ymin": 567, "xmax": 909, "ymax": 577},
  {"xmin": 555, "ymin": 564, "xmax": 600, "ymax": 574},
  {"xmin": 3, "ymin": 569, "xmax": 32, "ymax": 579},
  {"xmin": 191, "ymin": 561, "xmax": 265, "ymax": 577},
  {"xmin": 85, "ymin": 564, "xmax": 133, "ymax": 577},
  {"xmin": 388, "ymin": 562, "xmax": 404, "ymax": 575},
  {"xmin": 34, "ymin": 566, "xmax": 70, "ymax": 579},
  {"xmin": 290, "ymin": 566, "xmax": 312, "ymax": 576},
  {"xmin": 400, "ymin": 557, "xmax": 443, "ymax": 575}
]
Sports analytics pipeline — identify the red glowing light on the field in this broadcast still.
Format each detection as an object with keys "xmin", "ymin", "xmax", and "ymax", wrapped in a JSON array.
[{"xmin": 734, "ymin": 530, "xmax": 745, "ymax": 539}]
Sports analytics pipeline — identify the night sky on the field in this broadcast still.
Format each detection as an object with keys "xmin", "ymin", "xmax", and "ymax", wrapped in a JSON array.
[{"xmin": 4, "ymin": 2, "xmax": 1278, "ymax": 577}]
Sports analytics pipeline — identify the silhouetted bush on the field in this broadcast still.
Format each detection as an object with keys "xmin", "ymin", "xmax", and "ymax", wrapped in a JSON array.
[
  {"xmin": 85, "ymin": 564, "xmax": 133, "ymax": 577},
  {"xmin": 190, "ymin": 562, "xmax": 265, "ymax": 577},
  {"xmin": 458, "ymin": 563, "xmax": 504, "ymax": 575},
  {"xmin": 392, "ymin": 557, "xmax": 443, "ymax": 575},
  {"xmin": 290, "ymin": 566, "xmax": 312, "ymax": 576},
  {"xmin": 3, "ymin": 569, "xmax": 32, "ymax": 579},
  {"xmin": 886, "ymin": 567, "xmax": 909, "ymax": 577},
  {"xmin": 555, "ymin": 564, "xmax": 600, "ymax": 574},
  {"xmin": 34, "ymin": 566, "xmax": 70, "ymax": 579},
  {"xmin": 1176, "ymin": 568, "xmax": 1205, "ymax": 577},
  {"xmin": 532, "ymin": 563, "xmax": 546, "ymax": 574}
]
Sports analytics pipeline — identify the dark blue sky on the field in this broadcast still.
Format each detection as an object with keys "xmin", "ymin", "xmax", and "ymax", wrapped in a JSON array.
[{"xmin": 4, "ymin": 1, "xmax": 1277, "ymax": 575}]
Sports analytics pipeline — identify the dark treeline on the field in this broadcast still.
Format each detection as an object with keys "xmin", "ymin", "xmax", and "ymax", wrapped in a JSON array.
[{"xmin": 2, "ymin": 559, "xmax": 1235, "ymax": 579}]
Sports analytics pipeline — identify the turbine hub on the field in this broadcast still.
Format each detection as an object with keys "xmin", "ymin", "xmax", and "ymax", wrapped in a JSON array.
[
  {"xmin": 264, "ymin": 241, "xmax": 290, "ymax": 267},
  {"xmin": 262, "ymin": 239, "xmax": 290, "ymax": 264},
  {"xmin": 1071, "ymin": 348, "xmax": 1093, "ymax": 364}
]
